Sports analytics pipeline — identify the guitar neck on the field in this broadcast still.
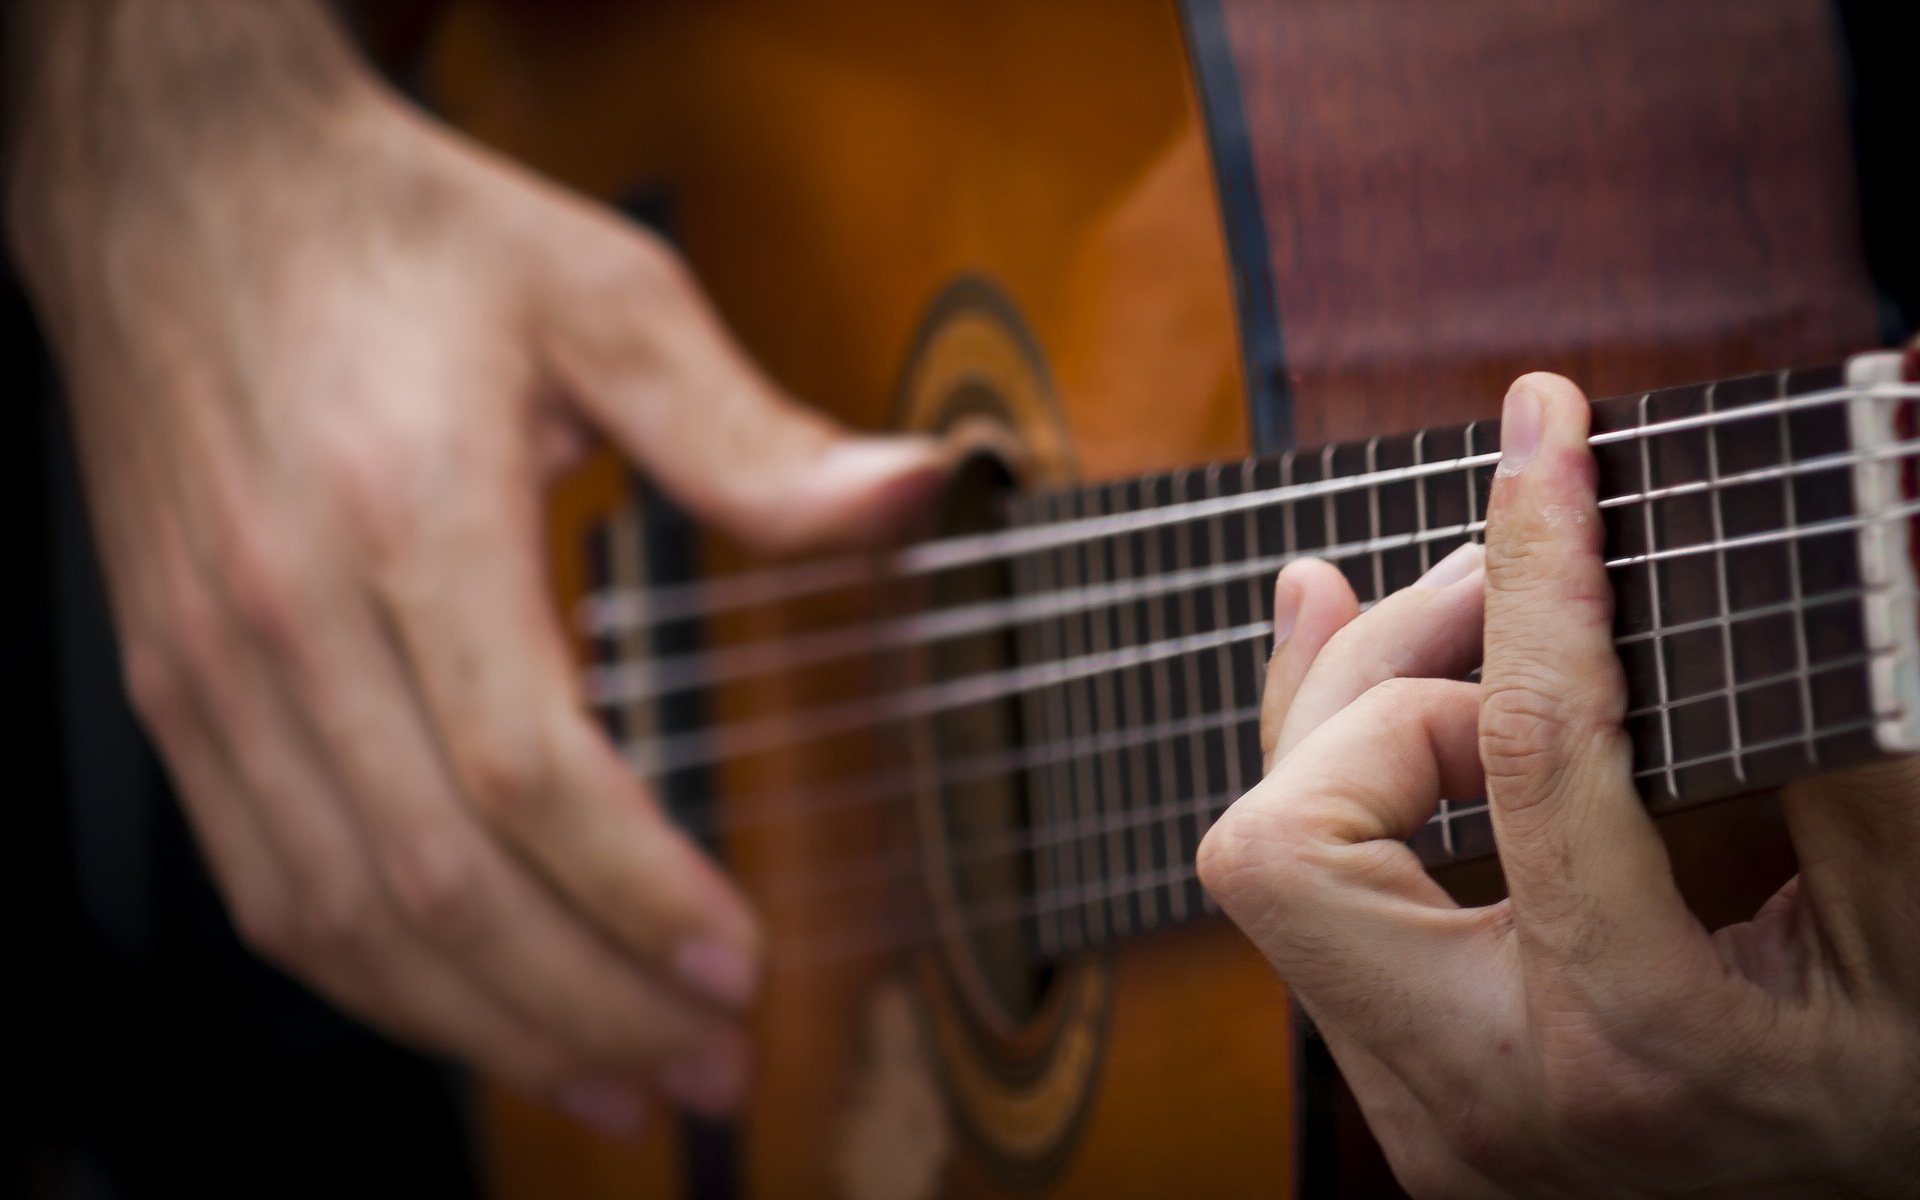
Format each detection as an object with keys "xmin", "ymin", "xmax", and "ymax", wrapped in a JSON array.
[
  {"xmin": 1003, "ymin": 351, "xmax": 1920, "ymax": 947},
  {"xmin": 579, "ymin": 351, "xmax": 1920, "ymax": 963}
]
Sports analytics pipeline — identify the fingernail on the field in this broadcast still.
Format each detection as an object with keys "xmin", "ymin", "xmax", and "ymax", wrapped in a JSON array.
[
  {"xmin": 673, "ymin": 937, "xmax": 759, "ymax": 1010},
  {"xmin": 556, "ymin": 1080, "xmax": 646, "ymax": 1140},
  {"xmin": 1414, "ymin": 542, "xmax": 1485, "ymax": 589},
  {"xmin": 1496, "ymin": 381, "xmax": 1543, "ymax": 477},
  {"xmin": 658, "ymin": 1051, "xmax": 748, "ymax": 1116},
  {"xmin": 1272, "ymin": 576, "xmax": 1301, "ymax": 644},
  {"xmin": 816, "ymin": 436, "xmax": 942, "ymax": 491}
]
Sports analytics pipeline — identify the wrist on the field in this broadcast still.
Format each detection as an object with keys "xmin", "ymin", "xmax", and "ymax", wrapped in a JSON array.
[{"xmin": 7, "ymin": 0, "xmax": 387, "ymax": 275}]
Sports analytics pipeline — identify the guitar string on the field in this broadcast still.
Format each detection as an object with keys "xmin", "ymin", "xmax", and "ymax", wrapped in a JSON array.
[
  {"xmin": 657, "ymin": 576, "xmax": 1909, "ymax": 850},
  {"xmin": 583, "ymin": 380, "xmax": 1920, "ymax": 634},
  {"xmin": 748, "ymin": 648, "xmax": 1880, "ymax": 908},
  {"xmin": 601, "ymin": 414, "xmax": 1916, "ymax": 827},
  {"xmin": 580, "ymin": 380, "xmax": 1917, "ymax": 938},
  {"xmin": 763, "ymin": 713, "xmax": 1899, "ymax": 971},
  {"xmin": 576, "ymin": 383, "xmax": 1918, "ymax": 964},
  {"xmin": 589, "ymin": 439, "xmax": 1920, "ymax": 705},
  {"xmin": 614, "ymin": 496, "xmax": 1920, "ymax": 779},
  {"xmin": 712, "ymin": 705, "xmax": 1259, "ymax": 833}
]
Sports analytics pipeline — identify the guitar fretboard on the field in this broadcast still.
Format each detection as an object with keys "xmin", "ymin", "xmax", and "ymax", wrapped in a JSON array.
[
  {"xmin": 578, "ymin": 353, "xmax": 1920, "ymax": 967},
  {"xmin": 1003, "ymin": 362, "xmax": 1895, "ymax": 956}
]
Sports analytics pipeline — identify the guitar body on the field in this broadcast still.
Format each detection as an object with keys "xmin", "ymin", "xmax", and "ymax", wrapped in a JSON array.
[{"xmin": 403, "ymin": 1, "xmax": 1884, "ymax": 1194}]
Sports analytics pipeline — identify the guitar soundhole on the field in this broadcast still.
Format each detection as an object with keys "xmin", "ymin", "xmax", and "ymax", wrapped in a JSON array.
[{"xmin": 919, "ymin": 440, "xmax": 1055, "ymax": 1031}]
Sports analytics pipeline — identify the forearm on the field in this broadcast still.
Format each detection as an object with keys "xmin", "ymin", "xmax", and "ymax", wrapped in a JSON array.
[{"xmin": 5, "ymin": 0, "xmax": 380, "ymax": 271}]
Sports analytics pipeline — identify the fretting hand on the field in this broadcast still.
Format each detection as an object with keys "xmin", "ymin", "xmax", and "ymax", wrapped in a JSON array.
[
  {"xmin": 1200, "ymin": 373, "xmax": 1920, "ymax": 1197},
  {"xmin": 5, "ymin": 0, "xmax": 944, "ymax": 1133}
]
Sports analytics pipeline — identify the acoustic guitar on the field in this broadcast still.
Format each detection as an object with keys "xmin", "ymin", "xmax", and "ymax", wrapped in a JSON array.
[{"xmin": 378, "ymin": 0, "xmax": 1917, "ymax": 1194}]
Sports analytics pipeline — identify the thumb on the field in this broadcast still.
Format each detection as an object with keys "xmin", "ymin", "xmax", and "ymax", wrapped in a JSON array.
[{"xmin": 538, "ymin": 230, "xmax": 948, "ymax": 553}]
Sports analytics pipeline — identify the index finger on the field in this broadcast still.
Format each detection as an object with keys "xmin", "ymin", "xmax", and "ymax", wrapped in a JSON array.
[
  {"xmin": 1201, "ymin": 676, "xmax": 1499, "ymax": 1047},
  {"xmin": 1479, "ymin": 373, "xmax": 1708, "ymax": 974}
]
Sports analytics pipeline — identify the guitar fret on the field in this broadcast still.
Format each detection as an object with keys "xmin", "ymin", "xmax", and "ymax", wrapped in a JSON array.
[
  {"xmin": 1206, "ymin": 466, "xmax": 1248, "ymax": 816},
  {"xmin": 583, "ymin": 522, "xmax": 624, "ymax": 743},
  {"xmin": 1239, "ymin": 458, "xmax": 1270, "ymax": 793},
  {"xmin": 1173, "ymin": 470, "xmax": 1217, "ymax": 915},
  {"xmin": 606, "ymin": 504, "xmax": 656, "ymax": 751},
  {"xmin": 1635, "ymin": 392, "xmax": 1682, "ymax": 799},
  {"xmin": 1281, "ymin": 449, "xmax": 1301, "ymax": 603},
  {"xmin": 1060, "ymin": 489, "xmax": 1110, "ymax": 945},
  {"xmin": 1141, "ymin": 475, "xmax": 1189, "ymax": 922},
  {"xmin": 1462, "ymin": 422, "xmax": 1484, "ymax": 544},
  {"xmin": 1449, "ymin": 423, "xmax": 1485, "ymax": 847},
  {"xmin": 1702, "ymin": 382, "xmax": 1748, "ymax": 783},
  {"xmin": 1413, "ymin": 431, "xmax": 1433, "ymax": 574},
  {"xmin": 1010, "ymin": 512, "xmax": 1059, "ymax": 957},
  {"xmin": 1111, "ymin": 478, "xmax": 1161, "ymax": 929},
  {"xmin": 1638, "ymin": 717, "xmax": 1882, "ymax": 780},
  {"xmin": 1398, "ymin": 428, "xmax": 1454, "ymax": 853},
  {"xmin": 1776, "ymin": 371, "xmax": 1821, "ymax": 766},
  {"xmin": 1365, "ymin": 436, "xmax": 1387, "ymax": 601},
  {"xmin": 1321, "ymin": 444, "xmax": 1341, "ymax": 590},
  {"xmin": 1033, "ymin": 492, "xmax": 1083, "ymax": 951},
  {"xmin": 1084, "ymin": 483, "xmax": 1134, "ymax": 936},
  {"xmin": 1630, "ymin": 650, "xmax": 1875, "ymax": 719}
]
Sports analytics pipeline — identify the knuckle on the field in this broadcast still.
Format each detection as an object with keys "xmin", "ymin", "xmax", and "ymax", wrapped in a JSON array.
[
  {"xmin": 120, "ymin": 640, "xmax": 183, "ymax": 729},
  {"xmin": 1319, "ymin": 615, "xmax": 1406, "ymax": 683},
  {"xmin": 218, "ymin": 527, "xmax": 307, "ymax": 651},
  {"xmin": 316, "ymin": 427, "xmax": 420, "ymax": 564},
  {"xmin": 1194, "ymin": 818, "xmax": 1247, "ymax": 904},
  {"xmin": 1486, "ymin": 537, "xmax": 1609, "ymax": 629},
  {"xmin": 161, "ymin": 569, "xmax": 231, "ymax": 685},
  {"xmin": 1477, "ymin": 673, "xmax": 1572, "ymax": 796},
  {"xmin": 603, "ymin": 230, "xmax": 694, "ymax": 303},
  {"xmin": 1365, "ymin": 675, "xmax": 1432, "ymax": 712},
  {"xmin": 567, "ymin": 233, "xmax": 697, "ymax": 351},
  {"xmin": 386, "ymin": 837, "xmax": 493, "ymax": 950},
  {"xmin": 228, "ymin": 887, "xmax": 299, "ymax": 966},
  {"xmin": 1483, "ymin": 489, "xmax": 1552, "ymax": 568},
  {"xmin": 1479, "ymin": 671, "xmax": 1623, "ymax": 818},
  {"xmin": 1484, "ymin": 469, "xmax": 1611, "ymax": 614},
  {"xmin": 455, "ymin": 725, "xmax": 562, "ymax": 829},
  {"xmin": 1198, "ymin": 790, "xmax": 1310, "ymax": 915},
  {"xmin": 1196, "ymin": 805, "xmax": 1260, "ymax": 904},
  {"xmin": 296, "ymin": 877, "xmax": 383, "ymax": 960}
]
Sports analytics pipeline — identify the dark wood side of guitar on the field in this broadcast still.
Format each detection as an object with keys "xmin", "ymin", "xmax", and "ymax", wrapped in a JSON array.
[{"xmin": 1199, "ymin": 0, "xmax": 1883, "ymax": 1191}]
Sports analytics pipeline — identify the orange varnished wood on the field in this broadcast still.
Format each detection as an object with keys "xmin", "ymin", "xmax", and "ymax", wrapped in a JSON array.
[
  {"xmin": 481, "ymin": 1082, "xmax": 682, "ymax": 1200},
  {"xmin": 430, "ymin": 2, "xmax": 1293, "ymax": 1197},
  {"xmin": 412, "ymin": 1, "xmax": 1887, "ymax": 1195}
]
